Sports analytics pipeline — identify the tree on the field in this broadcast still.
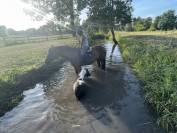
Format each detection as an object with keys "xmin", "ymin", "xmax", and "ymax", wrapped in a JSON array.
[
  {"xmin": 0, "ymin": 26, "xmax": 7, "ymax": 37},
  {"xmin": 86, "ymin": 0, "xmax": 132, "ymax": 45},
  {"xmin": 153, "ymin": 16, "xmax": 161, "ymax": 30},
  {"xmin": 133, "ymin": 17, "xmax": 152, "ymax": 31},
  {"xmin": 148, "ymin": 24, "xmax": 156, "ymax": 31},
  {"xmin": 25, "ymin": 28, "xmax": 37, "ymax": 36},
  {"xmin": 23, "ymin": 0, "xmax": 87, "ymax": 33},
  {"xmin": 125, "ymin": 23, "xmax": 134, "ymax": 31},
  {"xmin": 7, "ymin": 28, "xmax": 17, "ymax": 35},
  {"xmin": 133, "ymin": 17, "xmax": 144, "ymax": 31},
  {"xmin": 143, "ymin": 17, "xmax": 152, "ymax": 30},
  {"xmin": 134, "ymin": 21, "xmax": 144, "ymax": 31},
  {"xmin": 158, "ymin": 10, "xmax": 177, "ymax": 30}
]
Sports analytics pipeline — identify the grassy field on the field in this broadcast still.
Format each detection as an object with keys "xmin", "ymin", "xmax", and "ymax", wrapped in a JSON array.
[
  {"xmin": 119, "ymin": 30, "xmax": 177, "ymax": 37},
  {"xmin": 118, "ymin": 31, "xmax": 177, "ymax": 132},
  {"xmin": 0, "ymin": 37, "xmax": 76, "ymax": 73},
  {"xmin": 0, "ymin": 34, "xmax": 72, "ymax": 47},
  {"xmin": 0, "ymin": 35, "xmax": 77, "ymax": 116},
  {"xmin": 115, "ymin": 31, "xmax": 177, "ymax": 47}
]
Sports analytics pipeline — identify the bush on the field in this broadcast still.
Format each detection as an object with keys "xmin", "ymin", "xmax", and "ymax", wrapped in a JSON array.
[{"xmin": 148, "ymin": 25, "xmax": 156, "ymax": 31}]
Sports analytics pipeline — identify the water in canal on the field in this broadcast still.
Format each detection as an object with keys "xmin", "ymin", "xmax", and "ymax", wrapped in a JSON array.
[{"xmin": 0, "ymin": 42, "xmax": 164, "ymax": 133}]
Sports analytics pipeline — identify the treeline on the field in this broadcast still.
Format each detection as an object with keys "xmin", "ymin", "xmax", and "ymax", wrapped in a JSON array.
[
  {"xmin": 0, "ymin": 21, "xmax": 71, "ymax": 37},
  {"xmin": 124, "ymin": 10, "xmax": 177, "ymax": 31}
]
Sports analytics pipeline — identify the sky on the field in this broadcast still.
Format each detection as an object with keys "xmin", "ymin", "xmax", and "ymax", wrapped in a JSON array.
[
  {"xmin": 0, "ymin": 0, "xmax": 48, "ymax": 31},
  {"xmin": 0, "ymin": 0, "xmax": 177, "ymax": 31},
  {"xmin": 132, "ymin": 0, "xmax": 177, "ymax": 18}
]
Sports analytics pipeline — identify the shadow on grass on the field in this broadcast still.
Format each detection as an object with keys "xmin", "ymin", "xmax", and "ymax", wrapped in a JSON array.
[{"xmin": 0, "ymin": 59, "xmax": 65, "ymax": 117}]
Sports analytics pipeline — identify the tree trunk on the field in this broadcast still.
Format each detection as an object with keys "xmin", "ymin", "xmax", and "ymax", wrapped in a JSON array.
[
  {"xmin": 110, "ymin": 27, "xmax": 119, "ymax": 54},
  {"xmin": 70, "ymin": 14, "xmax": 75, "ymax": 36},
  {"xmin": 111, "ymin": 27, "xmax": 118, "ymax": 45},
  {"xmin": 70, "ymin": 13, "xmax": 74, "ymax": 30},
  {"xmin": 70, "ymin": 0, "xmax": 75, "ymax": 36}
]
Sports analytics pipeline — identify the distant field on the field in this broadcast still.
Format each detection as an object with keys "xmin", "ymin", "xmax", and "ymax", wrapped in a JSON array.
[
  {"xmin": 0, "ymin": 36, "xmax": 77, "ymax": 74},
  {"xmin": 0, "ymin": 34, "xmax": 72, "ymax": 47},
  {"xmin": 116, "ymin": 31, "xmax": 177, "ymax": 47}
]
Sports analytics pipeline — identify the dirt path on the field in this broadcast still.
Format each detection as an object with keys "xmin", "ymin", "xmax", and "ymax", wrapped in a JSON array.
[{"xmin": 0, "ymin": 42, "xmax": 164, "ymax": 133}]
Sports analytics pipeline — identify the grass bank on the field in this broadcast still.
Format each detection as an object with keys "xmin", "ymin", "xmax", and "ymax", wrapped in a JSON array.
[
  {"xmin": 0, "ymin": 36, "xmax": 76, "ymax": 116},
  {"xmin": 119, "ymin": 34, "xmax": 177, "ymax": 132}
]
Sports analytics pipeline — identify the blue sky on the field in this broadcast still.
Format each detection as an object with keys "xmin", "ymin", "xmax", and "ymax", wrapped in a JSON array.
[{"xmin": 133, "ymin": 0, "xmax": 177, "ymax": 18}]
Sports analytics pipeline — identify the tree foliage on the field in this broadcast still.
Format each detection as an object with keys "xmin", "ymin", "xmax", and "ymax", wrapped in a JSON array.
[
  {"xmin": 0, "ymin": 26, "xmax": 7, "ymax": 37},
  {"xmin": 151, "ymin": 10, "xmax": 177, "ymax": 31},
  {"xmin": 23, "ymin": 0, "xmax": 87, "ymax": 29},
  {"xmin": 153, "ymin": 16, "xmax": 161, "ymax": 30},
  {"xmin": 133, "ymin": 17, "xmax": 152, "ymax": 31},
  {"xmin": 143, "ymin": 17, "xmax": 152, "ymax": 30},
  {"xmin": 84, "ymin": 0, "xmax": 132, "ymax": 45},
  {"xmin": 87, "ymin": 0, "xmax": 132, "ymax": 27},
  {"xmin": 124, "ymin": 10, "xmax": 177, "ymax": 31},
  {"xmin": 158, "ymin": 10, "xmax": 177, "ymax": 30},
  {"xmin": 0, "ymin": 23, "xmax": 70, "ymax": 37}
]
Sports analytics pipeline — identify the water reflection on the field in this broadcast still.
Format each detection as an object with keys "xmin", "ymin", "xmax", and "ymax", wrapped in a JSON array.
[{"xmin": 105, "ymin": 42, "xmax": 123, "ymax": 65}]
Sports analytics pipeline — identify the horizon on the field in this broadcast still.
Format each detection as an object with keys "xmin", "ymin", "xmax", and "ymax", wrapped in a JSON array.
[{"xmin": 0, "ymin": 0, "xmax": 177, "ymax": 31}]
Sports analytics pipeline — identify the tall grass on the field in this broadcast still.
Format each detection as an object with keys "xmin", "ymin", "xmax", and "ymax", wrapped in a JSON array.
[
  {"xmin": 0, "ymin": 69, "xmax": 23, "ymax": 116},
  {"xmin": 119, "ymin": 38, "xmax": 177, "ymax": 132}
]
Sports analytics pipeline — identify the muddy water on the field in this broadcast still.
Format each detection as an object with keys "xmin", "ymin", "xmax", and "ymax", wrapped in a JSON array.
[{"xmin": 0, "ymin": 42, "xmax": 164, "ymax": 133}]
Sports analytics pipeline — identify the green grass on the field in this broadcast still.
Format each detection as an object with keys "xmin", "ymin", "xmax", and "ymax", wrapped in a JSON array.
[
  {"xmin": 0, "ymin": 34, "xmax": 72, "ymax": 47},
  {"xmin": 0, "ymin": 38, "xmax": 76, "ymax": 73},
  {"xmin": 118, "ymin": 32, "xmax": 177, "ymax": 132},
  {"xmin": 0, "ymin": 36, "xmax": 77, "ymax": 116}
]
